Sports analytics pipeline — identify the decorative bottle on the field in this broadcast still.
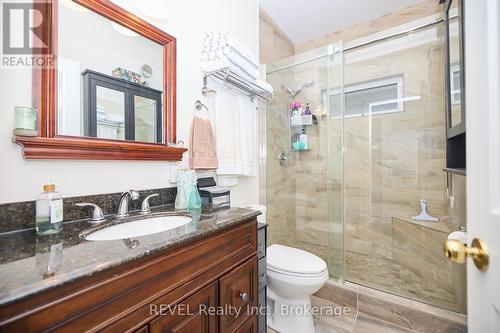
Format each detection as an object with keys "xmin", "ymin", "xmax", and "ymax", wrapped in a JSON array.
[
  {"xmin": 175, "ymin": 180, "xmax": 188, "ymax": 210},
  {"xmin": 188, "ymin": 173, "xmax": 202, "ymax": 209}
]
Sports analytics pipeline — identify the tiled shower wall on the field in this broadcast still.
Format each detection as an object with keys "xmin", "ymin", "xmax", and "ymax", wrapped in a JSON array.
[
  {"xmin": 265, "ymin": 54, "xmax": 336, "ymax": 265},
  {"xmin": 261, "ymin": 1, "xmax": 467, "ymax": 314},
  {"xmin": 341, "ymin": 25, "xmax": 463, "ymax": 313},
  {"xmin": 265, "ymin": 68, "xmax": 298, "ymax": 249}
]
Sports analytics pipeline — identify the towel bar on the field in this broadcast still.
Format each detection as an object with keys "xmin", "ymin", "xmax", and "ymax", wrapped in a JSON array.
[{"xmin": 203, "ymin": 68, "xmax": 273, "ymax": 102}]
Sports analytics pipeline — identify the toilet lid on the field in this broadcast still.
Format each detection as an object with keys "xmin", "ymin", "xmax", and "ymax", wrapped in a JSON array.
[{"xmin": 266, "ymin": 244, "xmax": 327, "ymax": 275}]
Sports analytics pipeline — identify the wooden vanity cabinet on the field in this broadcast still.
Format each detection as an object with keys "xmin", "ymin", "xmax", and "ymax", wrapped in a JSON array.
[
  {"xmin": 134, "ymin": 326, "xmax": 149, "ymax": 333},
  {"xmin": 219, "ymin": 258, "xmax": 258, "ymax": 333},
  {"xmin": 233, "ymin": 316, "xmax": 258, "ymax": 333},
  {"xmin": 0, "ymin": 220, "xmax": 258, "ymax": 333}
]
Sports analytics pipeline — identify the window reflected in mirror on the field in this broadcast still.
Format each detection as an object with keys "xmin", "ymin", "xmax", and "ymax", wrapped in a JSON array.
[
  {"xmin": 135, "ymin": 96, "xmax": 158, "ymax": 143},
  {"xmin": 447, "ymin": 0, "xmax": 462, "ymax": 129},
  {"xmin": 96, "ymin": 86, "xmax": 125, "ymax": 140}
]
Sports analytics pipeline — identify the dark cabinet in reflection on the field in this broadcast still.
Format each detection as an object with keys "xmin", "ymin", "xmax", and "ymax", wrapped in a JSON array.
[{"xmin": 83, "ymin": 70, "xmax": 162, "ymax": 143}]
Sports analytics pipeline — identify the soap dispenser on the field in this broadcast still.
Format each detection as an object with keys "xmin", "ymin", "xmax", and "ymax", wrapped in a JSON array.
[{"xmin": 36, "ymin": 179, "xmax": 63, "ymax": 235}]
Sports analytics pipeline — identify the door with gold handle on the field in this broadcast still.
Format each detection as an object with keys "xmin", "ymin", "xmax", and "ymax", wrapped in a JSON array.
[{"xmin": 444, "ymin": 238, "xmax": 489, "ymax": 271}]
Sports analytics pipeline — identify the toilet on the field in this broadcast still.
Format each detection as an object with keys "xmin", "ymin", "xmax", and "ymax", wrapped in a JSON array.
[{"xmin": 266, "ymin": 244, "xmax": 329, "ymax": 333}]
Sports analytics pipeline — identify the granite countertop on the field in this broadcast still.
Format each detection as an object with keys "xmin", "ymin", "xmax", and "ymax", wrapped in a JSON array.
[{"xmin": 0, "ymin": 205, "xmax": 260, "ymax": 307}]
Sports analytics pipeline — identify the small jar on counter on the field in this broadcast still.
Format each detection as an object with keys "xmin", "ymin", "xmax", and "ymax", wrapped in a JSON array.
[{"xmin": 13, "ymin": 106, "xmax": 38, "ymax": 136}]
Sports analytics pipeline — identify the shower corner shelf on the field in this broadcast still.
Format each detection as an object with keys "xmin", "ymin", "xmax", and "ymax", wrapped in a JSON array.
[
  {"xmin": 203, "ymin": 68, "xmax": 273, "ymax": 102},
  {"xmin": 291, "ymin": 123, "xmax": 315, "ymax": 128}
]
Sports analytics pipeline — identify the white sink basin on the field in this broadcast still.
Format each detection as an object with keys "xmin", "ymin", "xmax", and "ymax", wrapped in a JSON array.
[{"xmin": 84, "ymin": 215, "xmax": 192, "ymax": 241}]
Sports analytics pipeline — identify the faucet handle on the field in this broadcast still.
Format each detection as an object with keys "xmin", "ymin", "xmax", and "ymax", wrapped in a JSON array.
[
  {"xmin": 129, "ymin": 190, "xmax": 140, "ymax": 200},
  {"xmin": 140, "ymin": 194, "xmax": 159, "ymax": 214},
  {"xmin": 75, "ymin": 203, "xmax": 105, "ymax": 223}
]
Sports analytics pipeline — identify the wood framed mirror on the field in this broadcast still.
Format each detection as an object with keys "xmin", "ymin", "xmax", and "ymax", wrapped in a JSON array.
[{"xmin": 14, "ymin": 0, "xmax": 186, "ymax": 160}]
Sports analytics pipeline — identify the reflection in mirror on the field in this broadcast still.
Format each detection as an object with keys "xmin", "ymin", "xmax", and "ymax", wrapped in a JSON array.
[
  {"xmin": 57, "ymin": 0, "xmax": 164, "ymax": 143},
  {"xmin": 96, "ymin": 86, "xmax": 125, "ymax": 140},
  {"xmin": 448, "ymin": 0, "xmax": 462, "ymax": 128},
  {"xmin": 135, "ymin": 96, "xmax": 158, "ymax": 143}
]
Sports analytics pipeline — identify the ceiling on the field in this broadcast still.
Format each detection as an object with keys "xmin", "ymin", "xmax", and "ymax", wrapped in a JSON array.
[{"xmin": 260, "ymin": 0, "xmax": 425, "ymax": 44}]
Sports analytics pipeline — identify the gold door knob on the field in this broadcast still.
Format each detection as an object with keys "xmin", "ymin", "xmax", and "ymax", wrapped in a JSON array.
[{"xmin": 444, "ymin": 238, "xmax": 489, "ymax": 271}]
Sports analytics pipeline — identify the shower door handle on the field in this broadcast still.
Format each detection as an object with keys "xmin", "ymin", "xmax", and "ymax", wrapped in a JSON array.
[{"xmin": 278, "ymin": 152, "xmax": 288, "ymax": 167}]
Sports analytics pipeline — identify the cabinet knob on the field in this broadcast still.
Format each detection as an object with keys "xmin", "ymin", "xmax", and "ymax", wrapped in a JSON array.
[{"xmin": 239, "ymin": 292, "xmax": 249, "ymax": 302}]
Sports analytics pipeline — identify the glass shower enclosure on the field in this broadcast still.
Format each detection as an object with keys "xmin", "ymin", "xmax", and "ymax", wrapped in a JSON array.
[{"xmin": 264, "ymin": 20, "xmax": 466, "ymax": 314}]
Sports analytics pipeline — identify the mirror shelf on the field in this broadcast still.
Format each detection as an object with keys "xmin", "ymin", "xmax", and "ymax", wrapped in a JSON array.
[
  {"xmin": 14, "ymin": 0, "xmax": 185, "ymax": 161},
  {"xmin": 14, "ymin": 136, "xmax": 185, "ymax": 160}
]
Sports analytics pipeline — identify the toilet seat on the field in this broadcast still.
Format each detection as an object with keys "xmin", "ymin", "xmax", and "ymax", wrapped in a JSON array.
[
  {"xmin": 267, "ymin": 244, "xmax": 327, "ymax": 277},
  {"xmin": 267, "ymin": 265, "xmax": 327, "ymax": 278}
]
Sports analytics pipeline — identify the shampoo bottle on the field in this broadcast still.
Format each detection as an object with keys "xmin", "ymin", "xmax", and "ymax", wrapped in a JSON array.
[
  {"xmin": 299, "ymin": 129, "xmax": 308, "ymax": 149},
  {"xmin": 304, "ymin": 103, "xmax": 312, "ymax": 115},
  {"xmin": 36, "ymin": 179, "xmax": 63, "ymax": 235}
]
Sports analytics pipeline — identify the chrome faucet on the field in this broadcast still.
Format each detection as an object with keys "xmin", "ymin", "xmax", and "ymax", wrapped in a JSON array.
[{"xmin": 117, "ymin": 190, "xmax": 140, "ymax": 218}]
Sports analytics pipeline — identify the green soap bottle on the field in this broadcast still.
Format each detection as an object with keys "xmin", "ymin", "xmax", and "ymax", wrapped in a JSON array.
[{"xmin": 36, "ymin": 180, "xmax": 63, "ymax": 235}]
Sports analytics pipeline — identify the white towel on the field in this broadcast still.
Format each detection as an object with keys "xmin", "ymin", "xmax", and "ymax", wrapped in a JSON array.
[
  {"xmin": 253, "ymin": 79, "xmax": 273, "ymax": 94},
  {"xmin": 203, "ymin": 32, "xmax": 257, "ymax": 65},
  {"xmin": 213, "ymin": 88, "xmax": 257, "ymax": 178},
  {"xmin": 224, "ymin": 33, "xmax": 258, "ymax": 68},
  {"xmin": 217, "ymin": 175, "xmax": 239, "ymax": 187},
  {"xmin": 202, "ymin": 31, "xmax": 259, "ymax": 79}
]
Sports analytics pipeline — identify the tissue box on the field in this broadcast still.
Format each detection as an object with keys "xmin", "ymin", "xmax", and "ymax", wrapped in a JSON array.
[
  {"xmin": 112, "ymin": 67, "xmax": 141, "ymax": 84},
  {"xmin": 198, "ymin": 177, "xmax": 230, "ymax": 209}
]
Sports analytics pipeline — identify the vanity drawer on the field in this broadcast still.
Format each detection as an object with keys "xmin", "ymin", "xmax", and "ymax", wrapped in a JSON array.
[
  {"xmin": 219, "ymin": 256, "xmax": 258, "ymax": 333},
  {"xmin": 257, "ymin": 227, "xmax": 266, "ymax": 259},
  {"xmin": 234, "ymin": 314, "xmax": 258, "ymax": 333},
  {"xmin": 149, "ymin": 282, "xmax": 217, "ymax": 333},
  {"xmin": 134, "ymin": 325, "xmax": 149, "ymax": 333},
  {"xmin": 258, "ymin": 257, "xmax": 266, "ymax": 289}
]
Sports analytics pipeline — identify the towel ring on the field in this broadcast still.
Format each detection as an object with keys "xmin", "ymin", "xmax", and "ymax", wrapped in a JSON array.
[{"xmin": 195, "ymin": 100, "xmax": 209, "ymax": 113}]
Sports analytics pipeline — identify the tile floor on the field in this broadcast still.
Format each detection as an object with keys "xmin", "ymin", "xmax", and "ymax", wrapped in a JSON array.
[
  {"xmin": 266, "ymin": 280, "xmax": 467, "ymax": 333},
  {"xmin": 267, "ymin": 315, "xmax": 415, "ymax": 333}
]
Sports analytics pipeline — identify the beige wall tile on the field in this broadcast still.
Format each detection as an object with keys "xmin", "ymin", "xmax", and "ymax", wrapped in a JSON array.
[
  {"xmin": 295, "ymin": 0, "xmax": 442, "ymax": 53},
  {"xmin": 259, "ymin": 8, "xmax": 295, "ymax": 65}
]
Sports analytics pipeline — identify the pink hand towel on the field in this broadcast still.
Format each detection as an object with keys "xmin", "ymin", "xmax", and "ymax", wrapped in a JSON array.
[{"xmin": 189, "ymin": 116, "xmax": 218, "ymax": 170}]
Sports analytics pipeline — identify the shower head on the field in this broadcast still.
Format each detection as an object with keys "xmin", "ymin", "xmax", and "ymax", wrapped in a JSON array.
[
  {"xmin": 303, "ymin": 80, "xmax": 315, "ymax": 88},
  {"xmin": 281, "ymin": 80, "xmax": 315, "ymax": 98},
  {"xmin": 295, "ymin": 80, "xmax": 315, "ymax": 96}
]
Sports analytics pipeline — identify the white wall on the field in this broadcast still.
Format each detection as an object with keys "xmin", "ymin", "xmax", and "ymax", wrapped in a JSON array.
[
  {"xmin": 58, "ymin": 3, "xmax": 164, "ymax": 91},
  {"xmin": 0, "ymin": 0, "xmax": 260, "ymax": 206}
]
